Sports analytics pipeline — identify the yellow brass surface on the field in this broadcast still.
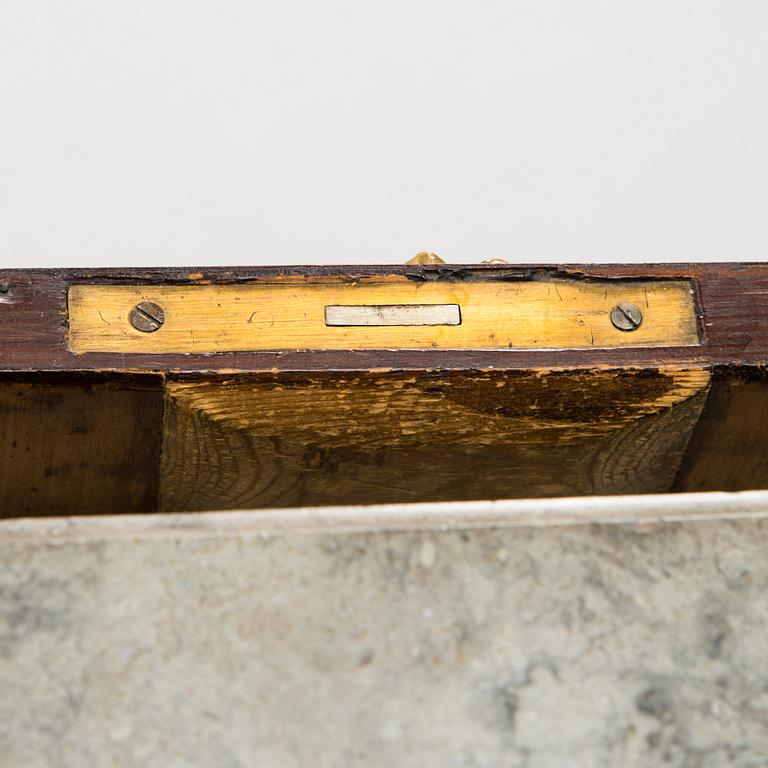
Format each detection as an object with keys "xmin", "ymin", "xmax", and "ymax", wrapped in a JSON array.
[{"xmin": 67, "ymin": 279, "xmax": 699, "ymax": 353}]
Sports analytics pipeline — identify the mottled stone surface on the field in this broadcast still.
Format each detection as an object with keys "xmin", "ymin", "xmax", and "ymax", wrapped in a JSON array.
[{"xmin": 2, "ymin": 503, "xmax": 768, "ymax": 767}]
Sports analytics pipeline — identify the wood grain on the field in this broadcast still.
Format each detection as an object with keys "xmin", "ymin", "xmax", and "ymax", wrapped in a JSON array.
[
  {"xmin": 160, "ymin": 368, "xmax": 710, "ymax": 511},
  {"xmin": 675, "ymin": 371, "xmax": 768, "ymax": 492},
  {"xmin": 3, "ymin": 263, "xmax": 768, "ymax": 514},
  {"xmin": 0, "ymin": 376, "xmax": 164, "ymax": 517}
]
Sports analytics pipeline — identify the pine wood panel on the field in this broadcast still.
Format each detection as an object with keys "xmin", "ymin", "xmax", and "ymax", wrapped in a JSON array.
[{"xmin": 160, "ymin": 368, "xmax": 710, "ymax": 511}]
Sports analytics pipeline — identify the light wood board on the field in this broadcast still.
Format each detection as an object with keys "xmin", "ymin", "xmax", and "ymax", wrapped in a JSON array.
[{"xmin": 159, "ymin": 368, "xmax": 710, "ymax": 511}]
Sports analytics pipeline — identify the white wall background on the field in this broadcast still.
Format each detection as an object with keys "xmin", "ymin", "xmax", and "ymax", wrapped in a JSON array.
[{"xmin": 1, "ymin": 1, "xmax": 767, "ymax": 268}]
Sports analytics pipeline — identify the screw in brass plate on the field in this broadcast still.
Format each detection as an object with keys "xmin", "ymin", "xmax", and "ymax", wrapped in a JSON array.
[
  {"xmin": 610, "ymin": 302, "xmax": 643, "ymax": 332},
  {"xmin": 129, "ymin": 301, "xmax": 165, "ymax": 333}
]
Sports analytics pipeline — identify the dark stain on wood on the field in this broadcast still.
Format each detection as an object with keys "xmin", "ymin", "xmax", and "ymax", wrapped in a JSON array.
[
  {"xmin": 0, "ymin": 374, "xmax": 164, "ymax": 517},
  {"xmin": 674, "ymin": 368, "xmax": 768, "ymax": 493}
]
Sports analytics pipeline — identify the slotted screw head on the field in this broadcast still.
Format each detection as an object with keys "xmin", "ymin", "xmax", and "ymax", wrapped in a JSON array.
[
  {"xmin": 129, "ymin": 301, "xmax": 165, "ymax": 333},
  {"xmin": 610, "ymin": 302, "xmax": 643, "ymax": 332}
]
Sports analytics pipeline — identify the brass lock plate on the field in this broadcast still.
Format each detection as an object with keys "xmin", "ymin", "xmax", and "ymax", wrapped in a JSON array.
[{"xmin": 67, "ymin": 279, "xmax": 699, "ymax": 353}]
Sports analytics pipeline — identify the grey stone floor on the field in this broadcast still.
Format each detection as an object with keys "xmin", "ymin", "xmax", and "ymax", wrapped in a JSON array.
[{"xmin": 2, "ymin": 495, "xmax": 768, "ymax": 767}]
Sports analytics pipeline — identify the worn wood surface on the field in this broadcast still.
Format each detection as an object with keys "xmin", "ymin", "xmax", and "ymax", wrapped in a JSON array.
[
  {"xmin": 0, "ymin": 376, "xmax": 164, "ymax": 517},
  {"xmin": 160, "ymin": 369, "xmax": 709, "ymax": 511},
  {"xmin": 67, "ymin": 279, "xmax": 698, "ymax": 353},
  {"xmin": 2, "ymin": 263, "xmax": 768, "ymax": 515},
  {"xmin": 674, "ymin": 370, "xmax": 768, "ymax": 493}
]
